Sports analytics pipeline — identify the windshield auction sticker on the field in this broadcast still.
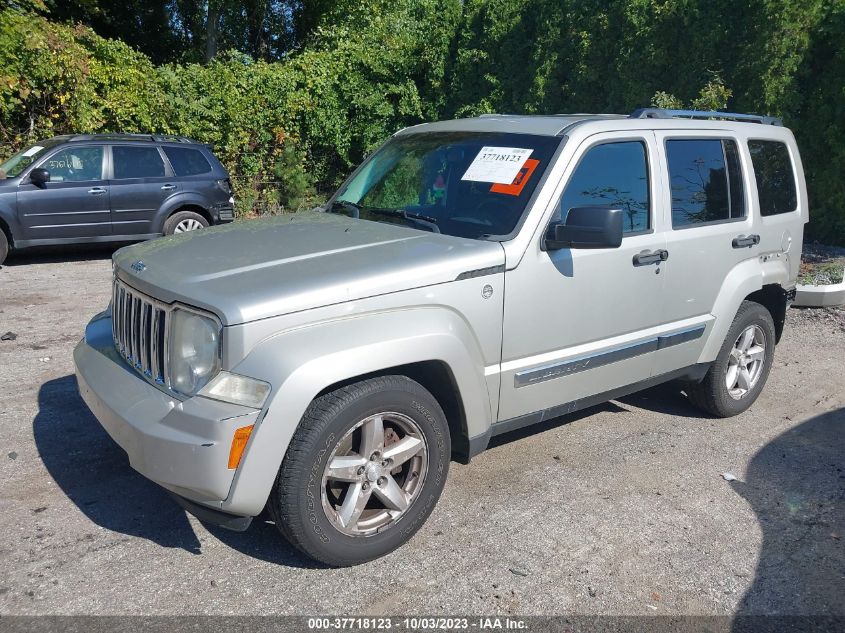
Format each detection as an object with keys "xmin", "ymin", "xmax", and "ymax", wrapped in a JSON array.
[{"xmin": 462, "ymin": 146, "xmax": 533, "ymax": 184}]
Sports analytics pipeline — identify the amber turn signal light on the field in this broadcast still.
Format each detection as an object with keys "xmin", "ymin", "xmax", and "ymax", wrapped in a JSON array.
[{"xmin": 227, "ymin": 425, "xmax": 254, "ymax": 470}]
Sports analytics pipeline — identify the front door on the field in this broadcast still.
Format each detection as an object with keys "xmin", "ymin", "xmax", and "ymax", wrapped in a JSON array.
[
  {"xmin": 108, "ymin": 145, "xmax": 180, "ymax": 236},
  {"xmin": 497, "ymin": 133, "xmax": 668, "ymax": 423},
  {"xmin": 16, "ymin": 145, "xmax": 110, "ymax": 241}
]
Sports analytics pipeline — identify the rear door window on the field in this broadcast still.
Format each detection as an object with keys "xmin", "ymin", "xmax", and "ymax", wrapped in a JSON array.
[
  {"xmin": 666, "ymin": 139, "xmax": 746, "ymax": 228},
  {"xmin": 748, "ymin": 140, "xmax": 797, "ymax": 216},
  {"xmin": 112, "ymin": 146, "xmax": 166, "ymax": 179},
  {"xmin": 163, "ymin": 146, "xmax": 212, "ymax": 176}
]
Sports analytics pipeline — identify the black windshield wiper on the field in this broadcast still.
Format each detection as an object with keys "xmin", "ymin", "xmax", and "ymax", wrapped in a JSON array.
[
  {"xmin": 328, "ymin": 200, "xmax": 361, "ymax": 218},
  {"xmin": 367, "ymin": 208, "xmax": 440, "ymax": 233}
]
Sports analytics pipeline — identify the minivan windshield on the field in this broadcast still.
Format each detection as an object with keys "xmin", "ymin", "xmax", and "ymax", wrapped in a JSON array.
[
  {"xmin": 0, "ymin": 140, "xmax": 61, "ymax": 178},
  {"xmin": 330, "ymin": 131, "xmax": 561, "ymax": 240}
]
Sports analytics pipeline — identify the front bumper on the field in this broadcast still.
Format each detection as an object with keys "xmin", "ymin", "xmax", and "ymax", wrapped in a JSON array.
[{"xmin": 74, "ymin": 312, "xmax": 259, "ymax": 521}]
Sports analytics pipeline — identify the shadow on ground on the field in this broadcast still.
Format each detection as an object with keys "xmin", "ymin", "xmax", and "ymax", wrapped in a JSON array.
[
  {"xmin": 488, "ymin": 381, "xmax": 706, "ymax": 451},
  {"xmin": 733, "ymin": 406, "xmax": 844, "ymax": 617},
  {"xmin": 2, "ymin": 244, "xmax": 118, "ymax": 267},
  {"xmin": 618, "ymin": 381, "xmax": 712, "ymax": 419},
  {"xmin": 33, "ymin": 375, "xmax": 318, "ymax": 567}
]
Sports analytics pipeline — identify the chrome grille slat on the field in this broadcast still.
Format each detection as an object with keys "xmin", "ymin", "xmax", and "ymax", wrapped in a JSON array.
[
  {"xmin": 151, "ymin": 307, "xmax": 161, "ymax": 382},
  {"xmin": 130, "ymin": 295, "xmax": 139, "ymax": 367},
  {"xmin": 140, "ymin": 302, "xmax": 149, "ymax": 375},
  {"xmin": 162, "ymin": 310, "xmax": 171, "ymax": 386},
  {"xmin": 112, "ymin": 278, "xmax": 171, "ymax": 388}
]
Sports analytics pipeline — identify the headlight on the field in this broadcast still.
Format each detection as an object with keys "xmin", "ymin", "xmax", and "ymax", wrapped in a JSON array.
[
  {"xmin": 198, "ymin": 371, "xmax": 271, "ymax": 409},
  {"xmin": 169, "ymin": 308, "xmax": 220, "ymax": 396}
]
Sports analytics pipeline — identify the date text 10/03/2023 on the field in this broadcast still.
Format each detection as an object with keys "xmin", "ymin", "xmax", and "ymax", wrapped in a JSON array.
[{"xmin": 307, "ymin": 617, "xmax": 529, "ymax": 630}]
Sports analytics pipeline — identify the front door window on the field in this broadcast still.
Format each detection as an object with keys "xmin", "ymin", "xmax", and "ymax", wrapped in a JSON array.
[
  {"xmin": 42, "ymin": 146, "xmax": 104, "ymax": 182},
  {"xmin": 557, "ymin": 141, "xmax": 651, "ymax": 234}
]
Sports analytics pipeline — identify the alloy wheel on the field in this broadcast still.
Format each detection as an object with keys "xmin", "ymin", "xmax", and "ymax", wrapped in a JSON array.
[
  {"xmin": 725, "ymin": 324, "xmax": 766, "ymax": 399},
  {"xmin": 174, "ymin": 218, "xmax": 204, "ymax": 233},
  {"xmin": 321, "ymin": 412, "xmax": 428, "ymax": 537}
]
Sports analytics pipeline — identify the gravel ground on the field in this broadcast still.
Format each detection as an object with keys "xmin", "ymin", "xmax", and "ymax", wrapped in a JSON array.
[{"xmin": 0, "ymin": 247, "xmax": 843, "ymax": 617}]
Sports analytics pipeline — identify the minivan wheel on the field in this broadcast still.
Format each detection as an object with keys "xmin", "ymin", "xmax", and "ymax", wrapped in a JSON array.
[
  {"xmin": 164, "ymin": 210, "xmax": 209, "ymax": 235},
  {"xmin": 685, "ymin": 301, "xmax": 776, "ymax": 418},
  {"xmin": 0, "ymin": 230, "xmax": 8, "ymax": 266},
  {"xmin": 268, "ymin": 376, "xmax": 450, "ymax": 566}
]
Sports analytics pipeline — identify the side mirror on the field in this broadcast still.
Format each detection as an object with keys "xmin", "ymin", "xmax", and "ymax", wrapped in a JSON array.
[
  {"xmin": 545, "ymin": 206, "xmax": 624, "ymax": 250},
  {"xmin": 29, "ymin": 168, "xmax": 50, "ymax": 187}
]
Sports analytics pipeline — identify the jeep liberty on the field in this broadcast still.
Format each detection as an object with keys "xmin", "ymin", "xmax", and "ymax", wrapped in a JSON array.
[{"xmin": 74, "ymin": 109, "xmax": 807, "ymax": 566}]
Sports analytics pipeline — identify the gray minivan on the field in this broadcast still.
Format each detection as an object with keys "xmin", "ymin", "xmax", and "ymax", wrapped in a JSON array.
[{"xmin": 0, "ymin": 134, "xmax": 235, "ymax": 264}]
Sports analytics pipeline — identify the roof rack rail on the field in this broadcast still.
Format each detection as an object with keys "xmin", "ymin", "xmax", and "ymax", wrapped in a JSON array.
[
  {"xmin": 68, "ymin": 133, "xmax": 197, "ymax": 143},
  {"xmin": 629, "ymin": 108, "xmax": 783, "ymax": 126}
]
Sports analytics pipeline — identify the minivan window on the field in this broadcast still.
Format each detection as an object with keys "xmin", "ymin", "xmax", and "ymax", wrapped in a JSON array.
[
  {"xmin": 163, "ymin": 146, "xmax": 212, "ymax": 176},
  {"xmin": 667, "ymin": 139, "xmax": 745, "ymax": 228},
  {"xmin": 42, "ymin": 146, "xmax": 104, "ymax": 182},
  {"xmin": 557, "ymin": 141, "xmax": 650, "ymax": 234},
  {"xmin": 332, "ymin": 132, "xmax": 561, "ymax": 240},
  {"xmin": 748, "ymin": 140, "xmax": 797, "ymax": 216},
  {"xmin": 113, "ymin": 146, "xmax": 166, "ymax": 179}
]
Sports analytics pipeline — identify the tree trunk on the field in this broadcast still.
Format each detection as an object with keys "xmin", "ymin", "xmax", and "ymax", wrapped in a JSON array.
[{"xmin": 205, "ymin": 1, "xmax": 219, "ymax": 63}]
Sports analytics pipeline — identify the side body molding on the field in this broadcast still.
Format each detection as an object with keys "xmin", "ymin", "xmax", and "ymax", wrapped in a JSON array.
[{"xmin": 220, "ymin": 307, "xmax": 494, "ymax": 516}]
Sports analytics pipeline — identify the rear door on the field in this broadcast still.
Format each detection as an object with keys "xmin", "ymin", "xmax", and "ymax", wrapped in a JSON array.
[
  {"xmin": 16, "ymin": 145, "xmax": 110, "ymax": 240},
  {"xmin": 107, "ymin": 144, "xmax": 180, "ymax": 236},
  {"xmin": 652, "ymin": 131, "xmax": 755, "ymax": 374}
]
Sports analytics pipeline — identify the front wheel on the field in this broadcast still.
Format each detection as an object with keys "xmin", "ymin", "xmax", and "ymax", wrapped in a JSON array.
[
  {"xmin": 686, "ymin": 301, "xmax": 776, "ymax": 417},
  {"xmin": 268, "ymin": 375, "xmax": 450, "ymax": 566},
  {"xmin": 0, "ymin": 230, "xmax": 8, "ymax": 265}
]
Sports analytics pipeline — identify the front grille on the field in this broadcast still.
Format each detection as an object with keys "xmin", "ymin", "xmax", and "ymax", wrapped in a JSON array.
[{"xmin": 112, "ymin": 278, "xmax": 169, "ymax": 385}]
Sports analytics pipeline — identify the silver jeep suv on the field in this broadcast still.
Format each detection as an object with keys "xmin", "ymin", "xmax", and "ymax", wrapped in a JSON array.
[{"xmin": 74, "ymin": 109, "xmax": 807, "ymax": 566}]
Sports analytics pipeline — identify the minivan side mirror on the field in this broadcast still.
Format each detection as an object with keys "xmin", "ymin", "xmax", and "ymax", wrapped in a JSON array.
[
  {"xmin": 544, "ymin": 206, "xmax": 624, "ymax": 250},
  {"xmin": 29, "ymin": 168, "xmax": 50, "ymax": 187}
]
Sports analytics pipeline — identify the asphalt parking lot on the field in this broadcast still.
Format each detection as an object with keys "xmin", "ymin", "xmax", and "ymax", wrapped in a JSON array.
[{"xmin": 0, "ymin": 247, "xmax": 843, "ymax": 617}]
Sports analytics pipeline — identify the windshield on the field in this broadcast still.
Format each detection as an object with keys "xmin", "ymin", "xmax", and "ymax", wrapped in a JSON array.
[
  {"xmin": 331, "ymin": 131, "xmax": 561, "ymax": 239},
  {"xmin": 0, "ymin": 141, "xmax": 59, "ymax": 178}
]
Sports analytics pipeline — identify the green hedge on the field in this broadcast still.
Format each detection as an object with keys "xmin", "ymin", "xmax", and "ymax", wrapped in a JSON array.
[
  {"xmin": 1, "ymin": 1, "xmax": 843, "ymax": 243},
  {"xmin": 0, "ymin": 2, "xmax": 460, "ymax": 214}
]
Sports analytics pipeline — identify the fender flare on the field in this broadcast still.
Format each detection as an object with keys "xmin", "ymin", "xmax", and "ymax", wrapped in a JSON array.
[
  {"xmin": 698, "ymin": 255, "xmax": 792, "ymax": 363},
  {"xmin": 219, "ymin": 307, "xmax": 493, "ymax": 516},
  {"xmin": 152, "ymin": 193, "xmax": 211, "ymax": 233}
]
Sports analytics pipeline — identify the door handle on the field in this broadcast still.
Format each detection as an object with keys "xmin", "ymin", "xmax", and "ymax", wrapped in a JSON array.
[
  {"xmin": 732, "ymin": 234, "xmax": 760, "ymax": 248},
  {"xmin": 633, "ymin": 249, "xmax": 669, "ymax": 266},
  {"xmin": 87, "ymin": 187, "xmax": 107, "ymax": 195},
  {"xmin": 160, "ymin": 184, "xmax": 177, "ymax": 191}
]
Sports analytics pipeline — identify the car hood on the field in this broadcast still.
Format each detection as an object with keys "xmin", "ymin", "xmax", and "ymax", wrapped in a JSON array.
[{"xmin": 113, "ymin": 212, "xmax": 505, "ymax": 325}]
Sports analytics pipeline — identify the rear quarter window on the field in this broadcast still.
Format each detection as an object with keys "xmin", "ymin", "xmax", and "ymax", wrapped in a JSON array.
[
  {"xmin": 748, "ymin": 140, "xmax": 797, "ymax": 216},
  {"xmin": 163, "ymin": 146, "xmax": 213, "ymax": 176}
]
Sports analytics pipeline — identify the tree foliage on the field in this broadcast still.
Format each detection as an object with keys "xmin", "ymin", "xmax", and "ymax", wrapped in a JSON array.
[{"xmin": 0, "ymin": 0, "xmax": 843, "ymax": 241}]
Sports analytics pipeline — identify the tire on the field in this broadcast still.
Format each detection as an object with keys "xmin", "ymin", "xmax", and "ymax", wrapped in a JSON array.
[
  {"xmin": 0, "ymin": 230, "xmax": 8, "ymax": 266},
  {"xmin": 268, "ymin": 375, "xmax": 450, "ymax": 566},
  {"xmin": 163, "ymin": 210, "xmax": 209, "ymax": 236},
  {"xmin": 686, "ymin": 301, "xmax": 776, "ymax": 417}
]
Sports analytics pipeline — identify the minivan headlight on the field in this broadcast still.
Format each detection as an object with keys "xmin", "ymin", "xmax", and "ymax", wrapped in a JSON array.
[{"xmin": 169, "ymin": 308, "xmax": 220, "ymax": 396}]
